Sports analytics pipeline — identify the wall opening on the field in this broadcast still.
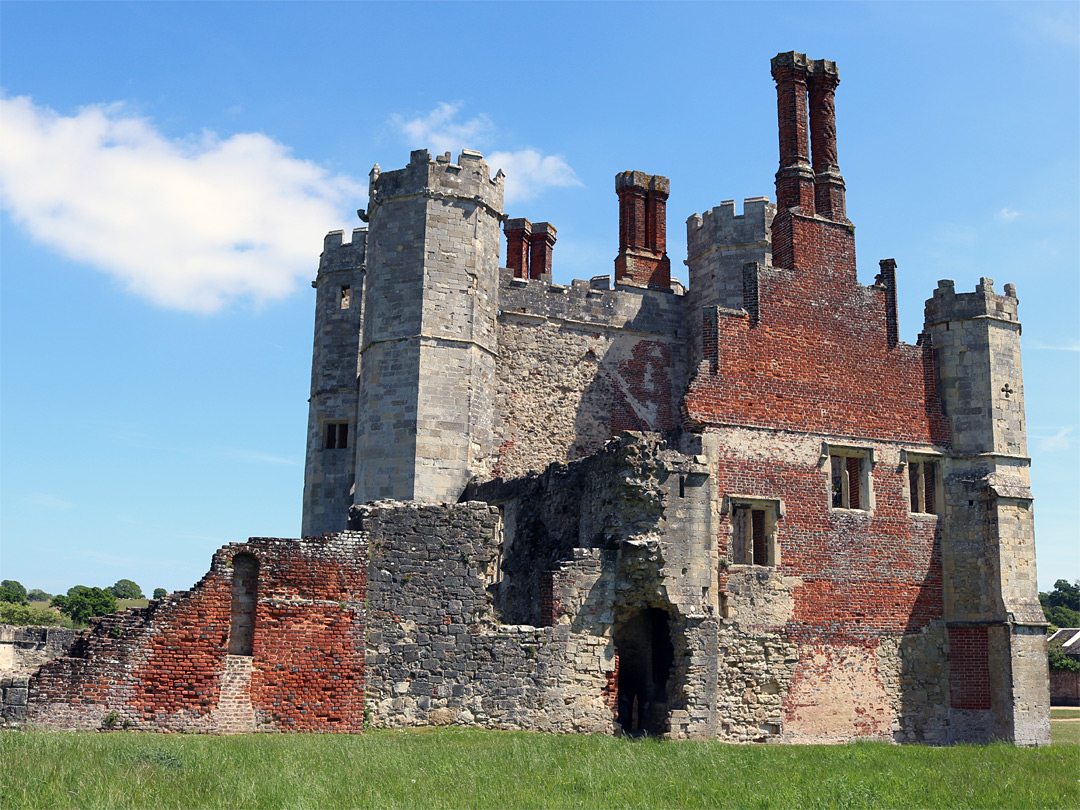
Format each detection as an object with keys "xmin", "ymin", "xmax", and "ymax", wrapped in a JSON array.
[
  {"xmin": 228, "ymin": 553, "xmax": 259, "ymax": 656},
  {"xmin": 613, "ymin": 607, "xmax": 674, "ymax": 736}
]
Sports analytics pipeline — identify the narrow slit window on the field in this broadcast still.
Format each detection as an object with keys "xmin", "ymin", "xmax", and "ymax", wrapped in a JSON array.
[{"xmin": 340, "ymin": 285, "xmax": 351, "ymax": 309}]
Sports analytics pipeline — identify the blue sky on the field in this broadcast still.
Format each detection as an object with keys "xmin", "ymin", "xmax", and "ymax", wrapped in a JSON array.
[{"xmin": 1, "ymin": 1, "xmax": 1076, "ymax": 597}]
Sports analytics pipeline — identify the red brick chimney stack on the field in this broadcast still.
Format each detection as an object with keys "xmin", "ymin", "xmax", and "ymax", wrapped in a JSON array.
[
  {"xmin": 614, "ymin": 171, "xmax": 671, "ymax": 290},
  {"xmin": 808, "ymin": 59, "xmax": 847, "ymax": 221},
  {"xmin": 771, "ymin": 51, "xmax": 816, "ymax": 216},
  {"xmin": 527, "ymin": 222, "xmax": 557, "ymax": 279},
  {"xmin": 504, "ymin": 218, "xmax": 532, "ymax": 278}
]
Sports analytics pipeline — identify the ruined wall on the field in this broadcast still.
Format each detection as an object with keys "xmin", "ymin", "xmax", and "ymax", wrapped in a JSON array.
[
  {"xmin": 26, "ymin": 535, "xmax": 366, "ymax": 733},
  {"xmin": 471, "ymin": 433, "xmax": 721, "ymax": 739},
  {"xmin": 491, "ymin": 273, "xmax": 686, "ymax": 481},
  {"xmin": 356, "ymin": 500, "xmax": 615, "ymax": 733},
  {"xmin": 0, "ymin": 626, "xmax": 77, "ymax": 677}
]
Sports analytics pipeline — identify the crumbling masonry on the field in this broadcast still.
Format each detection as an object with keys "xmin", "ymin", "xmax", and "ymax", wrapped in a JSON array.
[{"xmin": 8, "ymin": 53, "xmax": 1049, "ymax": 744}]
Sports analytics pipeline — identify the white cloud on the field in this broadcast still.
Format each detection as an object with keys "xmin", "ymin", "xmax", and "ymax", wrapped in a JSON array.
[
  {"xmin": 1027, "ymin": 340, "xmax": 1080, "ymax": 352},
  {"xmin": 996, "ymin": 206, "xmax": 1021, "ymax": 222},
  {"xmin": 0, "ymin": 96, "xmax": 364, "ymax": 313},
  {"xmin": 390, "ymin": 103, "xmax": 581, "ymax": 204},
  {"xmin": 488, "ymin": 149, "xmax": 582, "ymax": 204},
  {"xmin": 391, "ymin": 102, "xmax": 495, "ymax": 156},
  {"xmin": 1037, "ymin": 426, "xmax": 1075, "ymax": 454}
]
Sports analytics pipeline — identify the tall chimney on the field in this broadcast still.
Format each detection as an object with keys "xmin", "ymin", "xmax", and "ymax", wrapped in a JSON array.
[{"xmin": 808, "ymin": 59, "xmax": 846, "ymax": 221}]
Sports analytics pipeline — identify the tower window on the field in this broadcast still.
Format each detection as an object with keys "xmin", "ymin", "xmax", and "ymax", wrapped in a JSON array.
[
  {"xmin": 324, "ymin": 422, "xmax": 349, "ymax": 450},
  {"xmin": 340, "ymin": 285, "xmax": 351, "ymax": 309}
]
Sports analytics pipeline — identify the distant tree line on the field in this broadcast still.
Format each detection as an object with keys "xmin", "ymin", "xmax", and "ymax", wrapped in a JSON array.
[
  {"xmin": 0, "ymin": 578, "xmax": 171, "ymax": 627},
  {"xmin": 1042, "ymin": 579, "xmax": 1080, "ymax": 673}
]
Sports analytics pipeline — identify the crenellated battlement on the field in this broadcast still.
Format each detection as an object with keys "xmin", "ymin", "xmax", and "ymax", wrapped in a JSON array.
[
  {"xmin": 497, "ymin": 268, "xmax": 686, "ymax": 334},
  {"xmin": 367, "ymin": 148, "xmax": 505, "ymax": 217},
  {"xmin": 686, "ymin": 197, "xmax": 775, "ymax": 260},
  {"xmin": 319, "ymin": 228, "xmax": 367, "ymax": 273},
  {"xmin": 924, "ymin": 277, "xmax": 1020, "ymax": 327}
]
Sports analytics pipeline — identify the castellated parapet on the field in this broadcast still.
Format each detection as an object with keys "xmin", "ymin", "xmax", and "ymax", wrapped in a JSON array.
[{"xmin": 17, "ymin": 53, "xmax": 1047, "ymax": 746}]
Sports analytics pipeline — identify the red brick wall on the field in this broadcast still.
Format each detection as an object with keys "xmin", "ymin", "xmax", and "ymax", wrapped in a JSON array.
[
  {"xmin": 685, "ymin": 218, "xmax": 948, "ymax": 445},
  {"xmin": 949, "ymin": 626, "xmax": 992, "ymax": 710},
  {"xmin": 714, "ymin": 451, "xmax": 944, "ymax": 642},
  {"xmin": 28, "ymin": 534, "xmax": 367, "ymax": 733}
]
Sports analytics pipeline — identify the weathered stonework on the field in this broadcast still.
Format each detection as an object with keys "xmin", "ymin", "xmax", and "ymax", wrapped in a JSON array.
[
  {"xmin": 21, "ymin": 52, "xmax": 1048, "ymax": 744},
  {"xmin": 0, "ymin": 626, "xmax": 78, "ymax": 677}
]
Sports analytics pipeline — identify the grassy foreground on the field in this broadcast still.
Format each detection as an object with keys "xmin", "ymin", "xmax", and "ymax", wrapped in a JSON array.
[{"xmin": 2, "ymin": 726, "xmax": 1076, "ymax": 810}]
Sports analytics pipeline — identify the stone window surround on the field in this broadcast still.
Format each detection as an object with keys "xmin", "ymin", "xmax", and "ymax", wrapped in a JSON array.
[
  {"xmin": 900, "ymin": 450, "xmax": 943, "ymax": 517},
  {"xmin": 821, "ymin": 443, "xmax": 876, "ymax": 512},
  {"xmin": 722, "ymin": 494, "xmax": 785, "ymax": 568}
]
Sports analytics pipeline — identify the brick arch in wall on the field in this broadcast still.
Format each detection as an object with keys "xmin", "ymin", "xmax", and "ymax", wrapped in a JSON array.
[{"xmin": 227, "ymin": 552, "xmax": 259, "ymax": 656}]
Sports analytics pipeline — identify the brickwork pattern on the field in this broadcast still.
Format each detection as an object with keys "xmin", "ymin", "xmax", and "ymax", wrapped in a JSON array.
[{"xmin": 26, "ymin": 535, "xmax": 366, "ymax": 733}]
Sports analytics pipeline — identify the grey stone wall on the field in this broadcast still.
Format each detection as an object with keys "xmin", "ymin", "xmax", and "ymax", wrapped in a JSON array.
[
  {"xmin": 354, "ymin": 500, "xmax": 614, "ymax": 733},
  {"xmin": 491, "ymin": 273, "xmax": 687, "ymax": 481},
  {"xmin": 1, "ymin": 676, "xmax": 30, "ymax": 726},
  {"xmin": 356, "ymin": 150, "xmax": 503, "ymax": 505},
  {"xmin": 0, "ymin": 625, "xmax": 78, "ymax": 677}
]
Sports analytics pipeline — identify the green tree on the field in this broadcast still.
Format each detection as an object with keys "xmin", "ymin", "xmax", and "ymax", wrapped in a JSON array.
[
  {"xmin": 1047, "ymin": 604, "xmax": 1080, "ymax": 629},
  {"xmin": 152, "ymin": 588, "xmax": 168, "ymax": 599},
  {"xmin": 108, "ymin": 579, "xmax": 144, "ymax": 600},
  {"xmin": 1040, "ymin": 579, "xmax": 1080, "ymax": 628},
  {"xmin": 27, "ymin": 588, "xmax": 52, "ymax": 602},
  {"xmin": 0, "ymin": 580, "xmax": 27, "ymax": 604},
  {"xmin": 0, "ymin": 602, "xmax": 63, "ymax": 626},
  {"xmin": 51, "ymin": 586, "xmax": 117, "ymax": 624}
]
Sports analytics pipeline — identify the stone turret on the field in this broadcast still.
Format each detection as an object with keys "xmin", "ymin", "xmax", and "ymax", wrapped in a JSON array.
[
  {"xmin": 924, "ymin": 277, "xmax": 1049, "ymax": 745},
  {"xmin": 302, "ymin": 228, "xmax": 367, "ymax": 536},
  {"xmin": 355, "ymin": 149, "xmax": 505, "ymax": 504},
  {"xmin": 685, "ymin": 198, "xmax": 775, "ymax": 369}
]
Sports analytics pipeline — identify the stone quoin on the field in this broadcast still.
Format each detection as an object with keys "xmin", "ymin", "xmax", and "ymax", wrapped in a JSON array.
[{"xmin": 7, "ymin": 53, "xmax": 1048, "ymax": 745}]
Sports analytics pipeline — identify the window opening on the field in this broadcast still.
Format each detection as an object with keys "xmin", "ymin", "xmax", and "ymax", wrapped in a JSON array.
[
  {"xmin": 828, "ymin": 449, "xmax": 872, "ymax": 511},
  {"xmin": 908, "ymin": 458, "xmax": 939, "ymax": 515},
  {"xmin": 228, "ymin": 553, "xmax": 258, "ymax": 656},
  {"xmin": 730, "ymin": 499, "xmax": 780, "ymax": 566},
  {"xmin": 324, "ymin": 422, "xmax": 349, "ymax": 450},
  {"xmin": 340, "ymin": 285, "xmax": 351, "ymax": 309}
]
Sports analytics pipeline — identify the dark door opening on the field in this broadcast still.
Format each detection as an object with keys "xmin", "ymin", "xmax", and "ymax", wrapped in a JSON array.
[{"xmin": 613, "ymin": 607, "xmax": 674, "ymax": 736}]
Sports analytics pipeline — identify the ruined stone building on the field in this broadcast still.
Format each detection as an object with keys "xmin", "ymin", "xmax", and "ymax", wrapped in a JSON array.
[{"xmin": 2, "ymin": 52, "xmax": 1049, "ymax": 744}]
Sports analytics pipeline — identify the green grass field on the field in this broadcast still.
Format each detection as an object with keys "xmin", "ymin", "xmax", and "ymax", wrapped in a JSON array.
[{"xmin": 1, "ymin": 727, "xmax": 1076, "ymax": 810}]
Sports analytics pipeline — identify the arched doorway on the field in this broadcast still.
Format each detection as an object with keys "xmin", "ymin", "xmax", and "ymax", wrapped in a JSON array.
[{"xmin": 613, "ymin": 607, "xmax": 674, "ymax": 736}]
